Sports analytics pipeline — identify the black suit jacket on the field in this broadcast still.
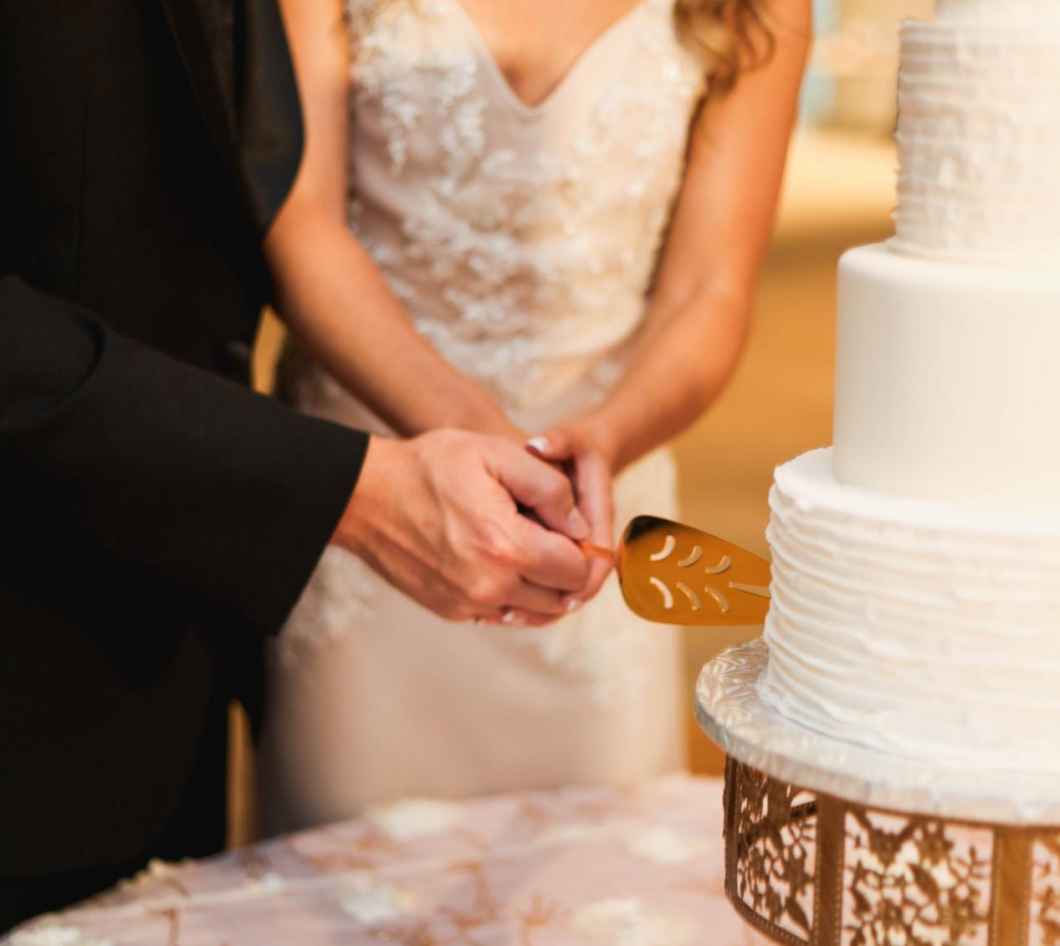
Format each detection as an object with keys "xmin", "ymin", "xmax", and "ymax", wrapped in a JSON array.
[{"xmin": 0, "ymin": 0, "xmax": 368, "ymax": 885}]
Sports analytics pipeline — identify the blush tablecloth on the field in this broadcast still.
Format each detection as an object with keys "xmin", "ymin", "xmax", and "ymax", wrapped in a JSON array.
[{"xmin": 5, "ymin": 775, "xmax": 771, "ymax": 946}]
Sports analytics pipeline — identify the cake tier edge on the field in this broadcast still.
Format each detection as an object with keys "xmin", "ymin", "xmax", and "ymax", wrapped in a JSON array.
[{"xmin": 697, "ymin": 639, "xmax": 1060, "ymax": 824}]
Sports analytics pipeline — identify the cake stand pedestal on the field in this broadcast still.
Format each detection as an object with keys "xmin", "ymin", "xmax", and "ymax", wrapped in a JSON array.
[{"xmin": 697, "ymin": 640, "xmax": 1060, "ymax": 946}]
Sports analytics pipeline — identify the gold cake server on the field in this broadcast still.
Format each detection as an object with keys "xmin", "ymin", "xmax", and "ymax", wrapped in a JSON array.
[{"xmin": 580, "ymin": 515, "xmax": 771, "ymax": 626}]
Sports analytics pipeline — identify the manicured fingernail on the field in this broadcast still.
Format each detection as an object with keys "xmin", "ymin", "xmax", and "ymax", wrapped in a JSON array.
[
  {"xmin": 567, "ymin": 508, "xmax": 590, "ymax": 540},
  {"xmin": 502, "ymin": 611, "xmax": 525, "ymax": 626},
  {"xmin": 526, "ymin": 436, "xmax": 550, "ymax": 454},
  {"xmin": 565, "ymin": 598, "xmax": 581, "ymax": 613}
]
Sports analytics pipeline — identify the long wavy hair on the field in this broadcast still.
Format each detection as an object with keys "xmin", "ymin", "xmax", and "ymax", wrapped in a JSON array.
[
  {"xmin": 352, "ymin": 0, "xmax": 775, "ymax": 100},
  {"xmin": 676, "ymin": 0, "xmax": 775, "ymax": 98}
]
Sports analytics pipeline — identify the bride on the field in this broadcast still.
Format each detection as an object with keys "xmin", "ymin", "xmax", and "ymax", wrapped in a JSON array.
[{"xmin": 257, "ymin": 0, "xmax": 810, "ymax": 832}]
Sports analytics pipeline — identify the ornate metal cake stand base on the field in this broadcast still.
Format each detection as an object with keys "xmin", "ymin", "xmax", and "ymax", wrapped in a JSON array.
[
  {"xmin": 699, "ymin": 641, "xmax": 1060, "ymax": 946},
  {"xmin": 722, "ymin": 755, "xmax": 1060, "ymax": 946}
]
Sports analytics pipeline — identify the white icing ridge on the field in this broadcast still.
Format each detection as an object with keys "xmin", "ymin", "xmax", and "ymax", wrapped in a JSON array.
[
  {"xmin": 758, "ymin": 449, "xmax": 1060, "ymax": 772},
  {"xmin": 892, "ymin": 20, "xmax": 1060, "ymax": 265}
]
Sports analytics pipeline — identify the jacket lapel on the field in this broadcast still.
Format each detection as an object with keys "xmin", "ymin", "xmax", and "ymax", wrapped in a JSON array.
[
  {"xmin": 159, "ymin": 0, "xmax": 304, "ymax": 239},
  {"xmin": 237, "ymin": 0, "xmax": 305, "ymax": 236},
  {"xmin": 159, "ymin": 0, "xmax": 241, "ymax": 180}
]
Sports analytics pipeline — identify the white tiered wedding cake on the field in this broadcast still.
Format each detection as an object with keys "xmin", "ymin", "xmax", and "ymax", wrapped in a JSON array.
[{"xmin": 757, "ymin": 0, "xmax": 1060, "ymax": 772}]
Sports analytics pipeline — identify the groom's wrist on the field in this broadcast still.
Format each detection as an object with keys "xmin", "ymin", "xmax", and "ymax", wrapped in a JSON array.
[{"xmin": 330, "ymin": 434, "xmax": 391, "ymax": 555}]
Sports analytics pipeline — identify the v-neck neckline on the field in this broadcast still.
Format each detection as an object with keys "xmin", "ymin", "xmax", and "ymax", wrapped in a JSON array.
[{"xmin": 442, "ymin": 0, "xmax": 653, "ymax": 117}]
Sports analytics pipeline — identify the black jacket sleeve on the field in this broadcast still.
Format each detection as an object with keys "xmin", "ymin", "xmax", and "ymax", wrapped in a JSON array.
[{"xmin": 1, "ymin": 275, "xmax": 369, "ymax": 635}]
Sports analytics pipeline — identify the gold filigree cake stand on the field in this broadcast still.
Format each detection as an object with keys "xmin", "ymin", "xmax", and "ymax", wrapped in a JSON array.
[{"xmin": 697, "ymin": 640, "xmax": 1060, "ymax": 946}]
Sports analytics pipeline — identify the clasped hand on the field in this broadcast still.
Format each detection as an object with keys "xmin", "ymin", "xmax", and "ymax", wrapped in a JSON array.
[{"xmin": 332, "ymin": 427, "xmax": 615, "ymax": 626}]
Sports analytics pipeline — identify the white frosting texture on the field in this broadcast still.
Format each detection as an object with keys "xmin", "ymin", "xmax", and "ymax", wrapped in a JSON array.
[
  {"xmin": 758, "ymin": 449, "xmax": 1060, "ymax": 772},
  {"xmin": 759, "ymin": 0, "xmax": 1060, "ymax": 777},
  {"xmin": 892, "ymin": 19, "xmax": 1060, "ymax": 264},
  {"xmin": 833, "ymin": 243, "xmax": 1060, "ymax": 506},
  {"xmin": 935, "ymin": 0, "xmax": 1060, "ymax": 23}
]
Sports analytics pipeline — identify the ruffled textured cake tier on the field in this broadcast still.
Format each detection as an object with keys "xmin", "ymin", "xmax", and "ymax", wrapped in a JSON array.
[
  {"xmin": 758, "ymin": 448, "xmax": 1060, "ymax": 772},
  {"xmin": 892, "ymin": 18, "xmax": 1060, "ymax": 265},
  {"xmin": 935, "ymin": 0, "xmax": 1060, "ymax": 24}
]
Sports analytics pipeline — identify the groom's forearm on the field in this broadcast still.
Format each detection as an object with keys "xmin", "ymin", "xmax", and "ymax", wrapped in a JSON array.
[{"xmin": 0, "ymin": 275, "xmax": 368, "ymax": 636}]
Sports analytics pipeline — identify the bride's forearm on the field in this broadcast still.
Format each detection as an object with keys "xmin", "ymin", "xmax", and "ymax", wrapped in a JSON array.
[
  {"xmin": 575, "ymin": 0, "xmax": 807, "ymax": 474},
  {"xmin": 571, "ymin": 288, "xmax": 751, "ymax": 473},
  {"xmin": 265, "ymin": 203, "xmax": 519, "ymax": 440},
  {"xmin": 266, "ymin": 0, "xmax": 518, "ymax": 441}
]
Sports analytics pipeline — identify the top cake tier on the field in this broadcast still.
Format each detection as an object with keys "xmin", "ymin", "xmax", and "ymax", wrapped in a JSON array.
[
  {"xmin": 935, "ymin": 0, "xmax": 1060, "ymax": 22},
  {"xmin": 891, "ymin": 17, "xmax": 1060, "ymax": 265}
]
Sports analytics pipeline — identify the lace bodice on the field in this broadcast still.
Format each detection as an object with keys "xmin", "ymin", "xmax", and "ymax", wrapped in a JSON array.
[{"xmin": 342, "ymin": 0, "xmax": 705, "ymax": 422}]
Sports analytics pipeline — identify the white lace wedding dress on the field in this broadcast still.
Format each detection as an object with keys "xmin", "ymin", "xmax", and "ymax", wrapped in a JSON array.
[{"xmin": 257, "ymin": 0, "xmax": 706, "ymax": 834}]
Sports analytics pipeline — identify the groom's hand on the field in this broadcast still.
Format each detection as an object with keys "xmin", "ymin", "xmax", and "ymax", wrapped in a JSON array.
[{"xmin": 331, "ymin": 430, "xmax": 591, "ymax": 625}]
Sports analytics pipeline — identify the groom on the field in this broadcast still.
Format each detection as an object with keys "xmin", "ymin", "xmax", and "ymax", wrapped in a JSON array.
[{"xmin": 0, "ymin": 0, "xmax": 590, "ymax": 930}]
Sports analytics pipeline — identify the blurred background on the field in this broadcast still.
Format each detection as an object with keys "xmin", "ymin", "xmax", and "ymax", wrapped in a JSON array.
[{"xmin": 230, "ymin": 0, "xmax": 932, "ymax": 844}]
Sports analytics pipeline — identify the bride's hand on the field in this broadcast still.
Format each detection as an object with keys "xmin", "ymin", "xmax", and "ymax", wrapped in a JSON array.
[{"xmin": 526, "ymin": 425, "xmax": 616, "ymax": 611}]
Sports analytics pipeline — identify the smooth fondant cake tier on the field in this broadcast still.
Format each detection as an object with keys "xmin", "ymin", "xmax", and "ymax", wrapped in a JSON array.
[
  {"xmin": 892, "ymin": 21, "xmax": 1060, "ymax": 264},
  {"xmin": 759, "ymin": 448, "xmax": 1060, "ymax": 772},
  {"xmin": 833, "ymin": 243, "xmax": 1060, "ymax": 507}
]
